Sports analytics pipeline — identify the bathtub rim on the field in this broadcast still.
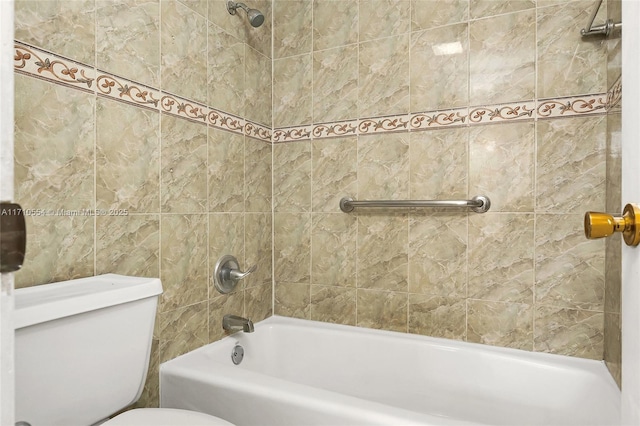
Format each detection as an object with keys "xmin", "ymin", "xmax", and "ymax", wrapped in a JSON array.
[
  {"xmin": 160, "ymin": 315, "xmax": 621, "ymax": 426},
  {"xmin": 215, "ymin": 315, "xmax": 622, "ymax": 376}
]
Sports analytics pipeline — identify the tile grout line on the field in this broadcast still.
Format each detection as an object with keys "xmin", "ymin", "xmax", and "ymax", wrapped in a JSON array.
[
  {"xmin": 309, "ymin": 0, "xmax": 315, "ymax": 319},
  {"xmin": 271, "ymin": 0, "xmax": 276, "ymax": 317},
  {"xmin": 93, "ymin": 0, "xmax": 98, "ymax": 279}
]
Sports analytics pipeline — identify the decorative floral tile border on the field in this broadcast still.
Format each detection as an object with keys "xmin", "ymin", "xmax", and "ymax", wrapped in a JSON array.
[
  {"xmin": 410, "ymin": 107, "xmax": 468, "ymax": 130},
  {"xmin": 14, "ymin": 43, "xmax": 95, "ymax": 93},
  {"xmin": 96, "ymin": 71, "xmax": 161, "ymax": 110},
  {"xmin": 607, "ymin": 76, "xmax": 622, "ymax": 112},
  {"xmin": 15, "ymin": 41, "xmax": 617, "ymax": 145},
  {"xmin": 536, "ymin": 94, "xmax": 608, "ymax": 118},
  {"xmin": 312, "ymin": 119, "xmax": 358, "ymax": 139},
  {"xmin": 272, "ymin": 124, "xmax": 313, "ymax": 143},
  {"xmin": 469, "ymin": 101, "xmax": 536, "ymax": 124},
  {"xmin": 359, "ymin": 114, "xmax": 411, "ymax": 135},
  {"xmin": 274, "ymin": 91, "xmax": 611, "ymax": 142},
  {"xmin": 14, "ymin": 42, "xmax": 271, "ymax": 142}
]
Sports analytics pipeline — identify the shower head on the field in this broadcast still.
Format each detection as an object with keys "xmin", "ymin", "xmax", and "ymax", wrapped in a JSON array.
[{"xmin": 227, "ymin": 1, "xmax": 265, "ymax": 28}]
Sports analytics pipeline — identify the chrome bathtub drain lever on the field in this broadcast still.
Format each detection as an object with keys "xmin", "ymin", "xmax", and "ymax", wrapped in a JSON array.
[{"xmin": 231, "ymin": 344, "xmax": 244, "ymax": 365}]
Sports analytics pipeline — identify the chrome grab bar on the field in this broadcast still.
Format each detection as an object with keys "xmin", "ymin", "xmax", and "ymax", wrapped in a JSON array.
[{"xmin": 339, "ymin": 195, "xmax": 490, "ymax": 213}]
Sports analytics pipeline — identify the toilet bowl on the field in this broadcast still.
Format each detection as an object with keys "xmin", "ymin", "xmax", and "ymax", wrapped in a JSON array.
[
  {"xmin": 14, "ymin": 274, "xmax": 235, "ymax": 426},
  {"xmin": 103, "ymin": 408, "xmax": 234, "ymax": 425}
]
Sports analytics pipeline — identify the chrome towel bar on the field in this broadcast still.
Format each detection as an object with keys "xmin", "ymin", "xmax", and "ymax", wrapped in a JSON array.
[{"xmin": 339, "ymin": 195, "xmax": 490, "ymax": 213}]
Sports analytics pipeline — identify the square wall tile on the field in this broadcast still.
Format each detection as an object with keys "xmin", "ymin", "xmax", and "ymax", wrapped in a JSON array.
[
  {"xmin": 160, "ymin": 214, "xmax": 208, "ymax": 312},
  {"xmin": 97, "ymin": 0, "xmax": 160, "ymax": 87},
  {"xmin": 313, "ymin": 0, "xmax": 358, "ymax": 51},
  {"xmin": 536, "ymin": 116, "xmax": 606, "ymax": 213},
  {"xmin": 313, "ymin": 45, "xmax": 359, "ymax": 123},
  {"xmin": 410, "ymin": 23, "xmax": 469, "ymax": 112},
  {"xmin": 535, "ymin": 214, "xmax": 605, "ymax": 311},
  {"xmin": 273, "ymin": 55, "xmax": 313, "ymax": 127},
  {"xmin": 606, "ymin": 0, "xmax": 622, "ymax": 88},
  {"xmin": 161, "ymin": 115, "xmax": 207, "ymax": 213},
  {"xmin": 15, "ymin": 216, "xmax": 94, "ymax": 288},
  {"xmin": 178, "ymin": 0, "xmax": 207, "ymax": 17},
  {"xmin": 534, "ymin": 305, "xmax": 604, "ymax": 360},
  {"xmin": 312, "ymin": 137, "xmax": 358, "ymax": 212},
  {"xmin": 467, "ymin": 299, "xmax": 533, "ymax": 350},
  {"xmin": 275, "ymin": 282, "xmax": 310, "ymax": 319},
  {"xmin": 15, "ymin": 0, "xmax": 96, "ymax": 65},
  {"xmin": 209, "ymin": 292, "xmax": 244, "ymax": 342},
  {"xmin": 411, "ymin": 0, "xmax": 468, "ymax": 31},
  {"xmin": 158, "ymin": 301, "xmax": 209, "ymax": 363},
  {"xmin": 208, "ymin": 0, "xmax": 245, "ymax": 44},
  {"xmin": 604, "ymin": 312, "xmax": 621, "ymax": 387},
  {"xmin": 469, "ymin": 10, "xmax": 535, "ymax": 105},
  {"xmin": 244, "ymin": 213, "xmax": 272, "ymax": 289},
  {"xmin": 274, "ymin": 213, "xmax": 311, "ymax": 283},
  {"xmin": 15, "ymin": 76, "xmax": 95, "ymax": 212},
  {"xmin": 537, "ymin": 2, "xmax": 608, "ymax": 98},
  {"xmin": 208, "ymin": 127, "xmax": 245, "ymax": 213},
  {"xmin": 606, "ymin": 112, "xmax": 622, "ymax": 211},
  {"xmin": 469, "ymin": 0, "xmax": 535, "ymax": 19},
  {"xmin": 273, "ymin": 141, "xmax": 312, "ymax": 212},
  {"xmin": 245, "ymin": 283, "xmax": 273, "ymax": 322},
  {"xmin": 208, "ymin": 23, "xmax": 245, "ymax": 117},
  {"xmin": 359, "ymin": 0, "xmax": 410, "ymax": 42},
  {"xmin": 244, "ymin": 0, "xmax": 272, "ymax": 58},
  {"xmin": 96, "ymin": 98, "xmax": 160, "ymax": 213},
  {"xmin": 357, "ymin": 215, "xmax": 408, "ymax": 292},
  {"xmin": 605, "ymin": 236, "xmax": 622, "ymax": 314},
  {"xmin": 357, "ymin": 289, "xmax": 408, "ymax": 333},
  {"xmin": 359, "ymin": 34, "xmax": 410, "ymax": 118},
  {"xmin": 245, "ymin": 138, "xmax": 272, "ymax": 212},
  {"xmin": 96, "ymin": 214, "xmax": 160, "ymax": 276},
  {"xmin": 161, "ymin": 0, "xmax": 207, "ymax": 103},
  {"xmin": 468, "ymin": 213, "xmax": 534, "ymax": 303},
  {"xmin": 409, "ymin": 294, "xmax": 466, "ymax": 340},
  {"xmin": 311, "ymin": 213, "xmax": 357, "ymax": 287},
  {"xmin": 209, "ymin": 213, "xmax": 245, "ymax": 291},
  {"xmin": 409, "ymin": 213, "xmax": 467, "ymax": 297},
  {"xmin": 469, "ymin": 122, "xmax": 535, "ymax": 212},
  {"xmin": 310, "ymin": 286, "xmax": 357, "ymax": 326},
  {"xmin": 245, "ymin": 47, "xmax": 273, "ymax": 126},
  {"xmin": 133, "ymin": 338, "xmax": 159, "ymax": 408},
  {"xmin": 274, "ymin": 0, "xmax": 312, "ymax": 59},
  {"xmin": 409, "ymin": 127, "xmax": 468, "ymax": 200},
  {"xmin": 358, "ymin": 133, "xmax": 410, "ymax": 200}
]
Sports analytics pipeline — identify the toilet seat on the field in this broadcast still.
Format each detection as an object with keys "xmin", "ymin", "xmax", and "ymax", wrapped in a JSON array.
[{"xmin": 102, "ymin": 408, "xmax": 235, "ymax": 425}]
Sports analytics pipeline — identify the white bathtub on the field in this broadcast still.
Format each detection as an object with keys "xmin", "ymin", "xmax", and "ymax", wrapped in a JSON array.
[{"xmin": 160, "ymin": 316, "xmax": 620, "ymax": 426}]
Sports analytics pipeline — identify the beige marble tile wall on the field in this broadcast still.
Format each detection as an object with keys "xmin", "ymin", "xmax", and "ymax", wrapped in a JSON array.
[
  {"xmin": 272, "ymin": 0, "xmax": 617, "ymax": 359},
  {"xmin": 603, "ymin": 0, "xmax": 622, "ymax": 389},
  {"xmin": 13, "ymin": 0, "xmax": 272, "ymax": 407}
]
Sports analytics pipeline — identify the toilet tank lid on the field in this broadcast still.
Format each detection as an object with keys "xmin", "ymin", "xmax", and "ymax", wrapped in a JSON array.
[{"xmin": 14, "ymin": 274, "xmax": 163, "ymax": 329}]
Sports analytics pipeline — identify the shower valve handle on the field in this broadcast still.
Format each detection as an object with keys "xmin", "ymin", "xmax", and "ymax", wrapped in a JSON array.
[
  {"xmin": 229, "ymin": 264, "xmax": 257, "ymax": 281},
  {"xmin": 214, "ymin": 255, "xmax": 258, "ymax": 294}
]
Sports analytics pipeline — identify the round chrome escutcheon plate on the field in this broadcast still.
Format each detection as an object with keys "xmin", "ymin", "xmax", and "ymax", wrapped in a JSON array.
[{"xmin": 231, "ymin": 344, "xmax": 244, "ymax": 365}]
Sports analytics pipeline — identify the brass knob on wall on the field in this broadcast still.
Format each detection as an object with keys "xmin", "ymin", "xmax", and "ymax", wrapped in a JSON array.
[{"xmin": 584, "ymin": 203, "xmax": 640, "ymax": 246}]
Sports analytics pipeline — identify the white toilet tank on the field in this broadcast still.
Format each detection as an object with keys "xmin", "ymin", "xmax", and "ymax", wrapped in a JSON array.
[{"xmin": 14, "ymin": 274, "xmax": 163, "ymax": 426}]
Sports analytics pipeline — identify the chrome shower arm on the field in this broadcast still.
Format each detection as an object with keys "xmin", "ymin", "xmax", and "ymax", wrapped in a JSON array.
[
  {"xmin": 227, "ymin": 1, "xmax": 249, "ymax": 14},
  {"xmin": 226, "ymin": 0, "xmax": 265, "ymax": 28}
]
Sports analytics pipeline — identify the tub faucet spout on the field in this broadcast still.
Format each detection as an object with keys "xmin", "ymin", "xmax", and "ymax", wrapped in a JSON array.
[{"xmin": 223, "ymin": 314, "xmax": 254, "ymax": 333}]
